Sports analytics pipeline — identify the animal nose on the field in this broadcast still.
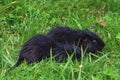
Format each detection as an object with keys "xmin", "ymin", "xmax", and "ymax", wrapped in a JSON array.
[{"xmin": 98, "ymin": 46, "xmax": 104, "ymax": 51}]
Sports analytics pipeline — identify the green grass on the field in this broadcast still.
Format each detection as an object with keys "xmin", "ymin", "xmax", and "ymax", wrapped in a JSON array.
[{"xmin": 0, "ymin": 0, "xmax": 120, "ymax": 80}]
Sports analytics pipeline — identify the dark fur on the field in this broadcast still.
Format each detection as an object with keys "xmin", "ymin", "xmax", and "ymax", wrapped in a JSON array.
[{"xmin": 12, "ymin": 26, "xmax": 105, "ymax": 68}]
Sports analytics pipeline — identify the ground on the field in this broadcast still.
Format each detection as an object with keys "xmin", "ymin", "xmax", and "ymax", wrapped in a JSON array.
[{"xmin": 0, "ymin": 0, "xmax": 120, "ymax": 80}]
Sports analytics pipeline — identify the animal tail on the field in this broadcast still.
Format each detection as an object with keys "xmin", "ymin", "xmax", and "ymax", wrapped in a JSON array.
[{"xmin": 9, "ymin": 56, "xmax": 24, "ymax": 70}]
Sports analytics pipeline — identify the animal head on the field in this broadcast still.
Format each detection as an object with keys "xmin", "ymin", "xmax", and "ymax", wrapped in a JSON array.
[{"xmin": 80, "ymin": 29, "xmax": 105, "ymax": 53}]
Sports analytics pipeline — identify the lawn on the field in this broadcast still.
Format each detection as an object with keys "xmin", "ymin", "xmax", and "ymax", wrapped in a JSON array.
[{"xmin": 0, "ymin": 0, "xmax": 120, "ymax": 80}]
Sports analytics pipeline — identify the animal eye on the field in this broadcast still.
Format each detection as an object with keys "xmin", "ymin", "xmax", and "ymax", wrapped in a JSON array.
[{"xmin": 93, "ymin": 40, "xmax": 97, "ymax": 43}]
